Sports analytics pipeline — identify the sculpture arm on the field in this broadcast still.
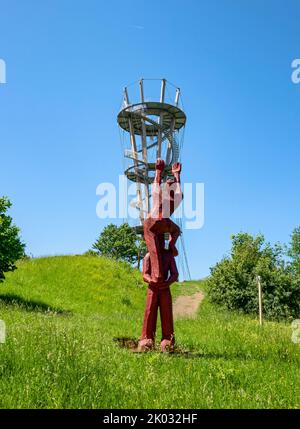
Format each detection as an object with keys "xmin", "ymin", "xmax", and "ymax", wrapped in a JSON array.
[
  {"xmin": 154, "ymin": 158, "xmax": 165, "ymax": 184},
  {"xmin": 172, "ymin": 162, "xmax": 183, "ymax": 204},
  {"xmin": 168, "ymin": 221, "xmax": 181, "ymax": 256},
  {"xmin": 142, "ymin": 253, "xmax": 152, "ymax": 284},
  {"xmin": 150, "ymin": 159, "xmax": 165, "ymax": 219},
  {"xmin": 167, "ymin": 255, "xmax": 179, "ymax": 284},
  {"xmin": 172, "ymin": 162, "xmax": 182, "ymax": 184},
  {"xmin": 162, "ymin": 254, "xmax": 179, "ymax": 288}
]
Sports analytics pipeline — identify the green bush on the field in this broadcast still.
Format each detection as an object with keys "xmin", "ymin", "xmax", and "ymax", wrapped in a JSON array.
[
  {"xmin": 91, "ymin": 223, "xmax": 146, "ymax": 266},
  {"xmin": 287, "ymin": 226, "xmax": 300, "ymax": 275},
  {"xmin": 0, "ymin": 197, "xmax": 25, "ymax": 282},
  {"xmin": 207, "ymin": 232, "xmax": 300, "ymax": 320}
]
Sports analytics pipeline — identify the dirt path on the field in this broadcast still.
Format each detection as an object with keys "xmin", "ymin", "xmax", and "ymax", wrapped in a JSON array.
[{"xmin": 173, "ymin": 291, "xmax": 204, "ymax": 319}]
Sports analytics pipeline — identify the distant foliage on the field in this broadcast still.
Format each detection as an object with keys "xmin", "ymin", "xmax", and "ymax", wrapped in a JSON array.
[
  {"xmin": 0, "ymin": 197, "xmax": 25, "ymax": 282},
  {"xmin": 83, "ymin": 249, "xmax": 98, "ymax": 257},
  {"xmin": 287, "ymin": 226, "xmax": 300, "ymax": 274},
  {"xmin": 208, "ymin": 232, "xmax": 300, "ymax": 320},
  {"xmin": 92, "ymin": 223, "xmax": 146, "ymax": 266}
]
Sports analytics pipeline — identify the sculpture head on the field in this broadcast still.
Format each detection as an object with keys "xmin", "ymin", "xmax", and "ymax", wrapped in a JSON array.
[{"xmin": 166, "ymin": 178, "xmax": 175, "ymax": 185}]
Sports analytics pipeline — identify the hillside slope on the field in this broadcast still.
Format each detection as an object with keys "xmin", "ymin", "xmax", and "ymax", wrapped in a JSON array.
[
  {"xmin": 1, "ymin": 255, "xmax": 145, "ymax": 315},
  {"xmin": 0, "ymin": 256, "xmax": 299, "ymax": 408}
]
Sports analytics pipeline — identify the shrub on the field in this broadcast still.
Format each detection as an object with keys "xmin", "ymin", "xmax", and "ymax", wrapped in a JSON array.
[
  {"xmin": 207, "ymin": 232, "xmax": 300, "ymax": 320},
  {"xmin": 287, "ymin": 226, "xmax": 300, "ymax": 274},
  {"xmin": 91, "ymin": 223, "xmax": 146, "ymax": 266},
  {"xmin": 0, "ymin": 197, "xmax": 25, "ymax": 282}
]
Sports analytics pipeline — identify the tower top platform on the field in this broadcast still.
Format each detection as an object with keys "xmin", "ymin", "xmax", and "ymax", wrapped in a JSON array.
[{"xmin": 117, "ymin": 101, "xmax": 186, "ymax": 136}]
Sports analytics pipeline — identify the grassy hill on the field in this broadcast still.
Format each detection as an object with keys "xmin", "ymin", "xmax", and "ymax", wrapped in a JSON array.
[{"xmin": 0, "ymin": 255, "xmax": 299, "ymax": 408}]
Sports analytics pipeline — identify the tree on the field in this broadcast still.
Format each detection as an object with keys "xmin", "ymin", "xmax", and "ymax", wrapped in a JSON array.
[
  {"xmin": 92, "ymin": 223, "xmax": 146, "ymax": 266},
  {"xmin": 0, "ymin": 197, "xmax": 25, "ymax": 282},
  {"xmin": 207, "ymin": 232, "xmax": 300, "ymax": 320},
  {"xmin": 287, "ymin": 226, "xmax": 300, "ymax": 274}
]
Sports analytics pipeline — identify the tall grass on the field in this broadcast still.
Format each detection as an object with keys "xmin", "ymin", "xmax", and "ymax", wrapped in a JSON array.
[{"xmin": 0, "ymin": 256, "xmax": 299, "ymax": 408}]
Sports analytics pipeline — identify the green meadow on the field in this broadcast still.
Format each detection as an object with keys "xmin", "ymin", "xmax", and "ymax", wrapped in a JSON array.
[{"xmin": 0, "ymin": 255, "xmax": 299, "ymax": 408}]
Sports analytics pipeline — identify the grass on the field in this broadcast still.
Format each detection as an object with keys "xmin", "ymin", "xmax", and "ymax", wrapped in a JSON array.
[{"xmin": 0, "ymin": 255, "xmax": 299, "ymax": 408}]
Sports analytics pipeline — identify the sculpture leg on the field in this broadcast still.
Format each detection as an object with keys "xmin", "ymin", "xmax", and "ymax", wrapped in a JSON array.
[
  {"xmin": 139, "ymin": 286, "xmax": 159, "ymax": 350},
  {"xmin": 143, "ymin": 218, "xmax": 165, "ymax": 283},
  {"xmin": 159, "ymin": 287, "xmax": 175, "ymax": 352}
]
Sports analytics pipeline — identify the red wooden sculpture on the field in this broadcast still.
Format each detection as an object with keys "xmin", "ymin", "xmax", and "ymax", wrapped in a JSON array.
[{"xmin": 139, "ymin": 159, "xmax": 183, "ymax": 352}]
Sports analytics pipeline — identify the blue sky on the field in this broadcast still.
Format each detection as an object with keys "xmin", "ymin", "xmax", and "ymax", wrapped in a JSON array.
[{"xmin": 0, "ymin": 0, "xmax": 299, "ymax": 279}]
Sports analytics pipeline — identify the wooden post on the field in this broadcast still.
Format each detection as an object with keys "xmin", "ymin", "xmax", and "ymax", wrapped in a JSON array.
[
  {"xmin": 256, "ymin": 275, "xmax": 263, "ymax": 326},
  {"xmin": 0, "ymin": 320, "xmax": 5, "ymax": 343}
]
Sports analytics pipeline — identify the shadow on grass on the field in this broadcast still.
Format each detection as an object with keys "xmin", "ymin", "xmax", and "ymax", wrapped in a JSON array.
[
  {"xmin": 168, "ymin": 350, "xmax": 258, "ymax": 361},
  {"xmin": 114, "ymin": 337, "xmax": 259, "ymax": 361},
  {"xmin": 113, "ymin": 337, "xmax": 139, "ymax": 351},
  {"xmin": 0, "ymin": 293, "xmax": 71, "ymax": 316}
]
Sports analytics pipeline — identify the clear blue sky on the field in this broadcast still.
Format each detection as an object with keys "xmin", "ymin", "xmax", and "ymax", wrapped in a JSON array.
[{"xmin": 0, "ymin": 0, "xmax": 299, "ymax": 279}]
